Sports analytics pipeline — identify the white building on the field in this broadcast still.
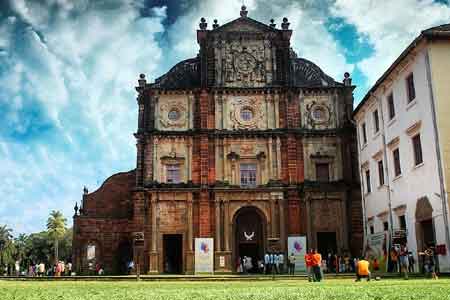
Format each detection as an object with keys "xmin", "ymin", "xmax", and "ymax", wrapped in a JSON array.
[{"xmin": 354, "ymin": 24, "xmax": 450, "ymax": 272}]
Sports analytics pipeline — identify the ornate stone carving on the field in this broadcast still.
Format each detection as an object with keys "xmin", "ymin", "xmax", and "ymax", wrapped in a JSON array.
[
  {"xmin": 159, "ymin": 100, "xmax": 187, "ymax": 128},
  {"xmin": 223, "ymin": 42, "xmax": 265, "ymax": 87},
  {"xmin": 229, "ymin": 97, "xmax": 264, "ymax": 129},
  {"xmin": 303, "ymin": 96, "xmax": 335, "ymax": 129}
]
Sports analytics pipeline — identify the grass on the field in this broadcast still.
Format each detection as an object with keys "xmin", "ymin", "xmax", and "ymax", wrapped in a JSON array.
[{"xmin": 0, "ymin": 279, "xmax": 450, "ymax": 300}]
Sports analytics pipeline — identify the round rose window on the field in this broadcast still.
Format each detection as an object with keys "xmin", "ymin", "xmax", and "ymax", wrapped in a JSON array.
[
  {"xmin": 168, "ymin": 109, "xmax": 180, "ymax": 121},
  {"xmin": 240, "ymin": 107, "xmax": 253, "ymax": 121}
]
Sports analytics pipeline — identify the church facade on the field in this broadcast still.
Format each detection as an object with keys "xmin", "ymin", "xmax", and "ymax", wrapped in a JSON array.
[{"xmin": 72, "ymin": 7, "xmax": 363, "ymax": 274}]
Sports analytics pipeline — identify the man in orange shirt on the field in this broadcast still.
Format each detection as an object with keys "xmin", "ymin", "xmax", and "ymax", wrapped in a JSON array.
[
  {"xmin": 311, "ymin": 249, "xmax": 323, "ymax": 282},
  {"xmin": 356, "ymin": 256, "xmax": 371, "ymax": 281},
  {"xmin": 304, "ymin": 249, "xmax": 314, "ymax": 281}
]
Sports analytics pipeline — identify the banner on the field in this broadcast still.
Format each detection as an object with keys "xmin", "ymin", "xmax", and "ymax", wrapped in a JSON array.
[
  {"xmin": 287, "ymin": 236, "xmax": 307, "ymax": 272},
  {"xmin": 195, "ymin": 238, "xmax": 214, "ymax": 274},
  {"xmin": 365, "ymin": 231, "xmax": 389, "ymax": 272}
]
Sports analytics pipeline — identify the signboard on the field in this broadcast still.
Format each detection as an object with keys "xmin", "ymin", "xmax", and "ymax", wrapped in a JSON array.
[
  {"xmin": 195, "ymin": 238, "xmax": 214, "ymax": 274},
  {"xmin": 365, "ymin": 231, "xmax": 389, "ymax": 272},
  {"xmin": 287, "ymin": 236, "xmax": 307, "ymax": 272},
  {"xmin": 219, "ymin": 256, "xmax": 225, "ymax": 268}
]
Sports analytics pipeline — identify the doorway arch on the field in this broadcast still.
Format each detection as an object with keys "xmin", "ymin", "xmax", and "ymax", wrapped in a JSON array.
[{"xmin": 232, "ymin": 206, "xmax": 267, "ymax": 273}]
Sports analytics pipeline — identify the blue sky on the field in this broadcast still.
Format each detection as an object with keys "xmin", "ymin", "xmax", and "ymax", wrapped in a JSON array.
[{"xmin": 1, "ymin": 0, "xmax": 450, "ymax": 234}]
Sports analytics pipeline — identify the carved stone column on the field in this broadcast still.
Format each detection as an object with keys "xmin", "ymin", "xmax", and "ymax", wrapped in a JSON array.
[
  {"xmin": 268, "ymin": 138, "xmax": 273, "ymax": 180},
  {"xmin": 187, "ymin": 138, "xmax": 192, "ymax": 182},
  {"xmin": 274, "ymin": 93, "xmax": 280, "ymax": 128},
  {"xmin": 306, "ymin": 194, "xmax": 314, "ymax": 250},
  {"xmin": 224, "ymin": 199, "xmax": 230, "ymax": 252},
  {"xmin": 185, "ymin": 194, "xmax": 194, "ymax": 274},
  {"xmin": 270, "ymin": 196, "xmax": 276, "ymax": 238},
  {"xmin": 215, "ymin": 199, "xmax": 222, "ymax": 251},
  {"xmin": 276, "ymin": 137, "xmax": 282, "ymax": 179},
  {"xmin": 149, "ymin": 195, "xmax": 158, "ymax": 273},
  {"xmin": 278, "ymin": 196, "xmax": 286, "ymax": 252},
  {"xmin": 153, "ymin": 138, "xmax": 159, "ymax": 182}
]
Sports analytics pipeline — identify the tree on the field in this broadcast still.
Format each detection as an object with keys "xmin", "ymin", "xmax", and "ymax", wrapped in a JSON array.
[
  {"xmin": 46, "ymin": 210, "xmax": 67, "ymax": 264},
  {"xmin": 14, "ymin": 233, "xmax": 28, "ymax": 269},
  {"xmin": 0, "ymin": 225, "xmax": 16, "ymax": 273}
]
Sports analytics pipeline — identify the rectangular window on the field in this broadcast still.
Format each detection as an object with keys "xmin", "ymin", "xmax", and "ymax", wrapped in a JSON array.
[
  {"xmin": 362, "ymin": 123, "xmax": 367, "ymax": 144},
  {"xmin": 406, "ymin": 73, "xmax": 416, "ymax": 103},
  {"xmin": 399, "ymin": 215, "xmax": 407, "ymax": 230},
  {"xmin": 412, "ymin": 134, "xmax": 423, "ymax": 166},
  {"xmin": 373, "ymin": 109, "xmax": 380, "ymax": 133},
  {"xmin": 365, "ymin": 169, "xmax": 371, "ymax": 193},
  {"xmin": 378, "ymin": 160, "xmax": 385, "ymax": 186},
  {"xmin": 393, "ymin": 148, "xmax": 402, "ymax": 177},
  {"xmin": 166, "ymin": 164, "xmax": 181, "ymax": 183},
  {"xmin": 370, "ymin": 225, "xmax": 375, "ymax": 235},
  {"xmin": 240, "ymin": 163, "xmax": 257, "ymax": 187},
  {"xmin": 388, "ymin": 93, "xmax": 395, "ymax": 120},
  {"xmin": 316, "ymin": 163, "xmax": 330, "ymax": 182},
  {"xmin": 383, "ymin": 221, "xmax": 389, "ymax": 231}
]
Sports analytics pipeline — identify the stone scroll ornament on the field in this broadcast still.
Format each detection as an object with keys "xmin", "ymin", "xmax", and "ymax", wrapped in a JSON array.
[
  {"xmin": 159, "ymin": 101, "xmax": 187, "ymax": 128},
  {"xmin": 230, "ymin": 98, "xmax": 264, "ymax": 129}
]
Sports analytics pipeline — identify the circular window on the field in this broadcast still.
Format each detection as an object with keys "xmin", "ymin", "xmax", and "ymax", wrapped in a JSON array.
[
  {"xmin": 312, "ymin": 107, "xmax": 325, "ymax": 120},
  {"xmin": 240, "ymin": 107, "xmax": 253, "ymax": 121},
  {"xmin": 168, "ymin": 109, "xmax": 180, "ymax": 121}
]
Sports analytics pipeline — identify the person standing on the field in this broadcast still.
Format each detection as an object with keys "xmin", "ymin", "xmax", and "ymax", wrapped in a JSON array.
[
  {"xmin": 408, "ymin": 252, "xmax": 415, "ymax": 273},
  {"xmin": 312, "ymin": 249, "xmax": 322, "ymax": 282},
  {"xmin": 264, "ymin": 252, "xmax": 270, "ymax": 274},
  {"xmin": 355, "ymin": 257, "xmax": 371, "ymax": 281},
  {"xmin": 66, "ymin": 262, "xmax": 72, "ymax": 276},
  {"xmin": 278, "ymin": 252, "xmax": 284, "ymax": 274},
  {"xmin": 305, "ymin": 249, "xmax": 314, "ymax": 282},
  {"xmin": 269, "ymin": 252, "xmax": 275, "ymax": 275},
  {"xmin": 390, "ymin": 247, "xmax": 399, "ymax": 273},
  {"xmin": 38, "ymin": 262, "xmax": 45, "ymax": 277},
  {"xmin": 288, "ymin": 253, "xmax": 296, "ymax": 275},
  {"xmin": 399, "ymin": 244, "xmax": 409, "ymax": 279},
  {"xmin": 273, "ymin": 253, "xmax": 279, "ymax": 274}
]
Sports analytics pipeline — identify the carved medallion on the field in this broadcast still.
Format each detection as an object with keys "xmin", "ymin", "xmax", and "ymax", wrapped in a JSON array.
[
  {"xmin": 235, "ymin": 52, "xmax": 257, "ymax": 74},
  {"xmin": 159, "ymin": 101, "xmax": 187, "ymax": 128},
  {"xmin": 230, "ymin": 97, "xmax": 264, "ymax": 129}
]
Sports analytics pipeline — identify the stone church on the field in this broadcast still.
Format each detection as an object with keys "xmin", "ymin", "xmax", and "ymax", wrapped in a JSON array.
[{"xmin": 72, "ymin": 6, "xmax": 363, "ymax": 274}]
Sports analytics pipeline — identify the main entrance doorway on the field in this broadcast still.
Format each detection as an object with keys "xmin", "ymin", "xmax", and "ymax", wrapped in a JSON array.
[
  {"xmin": 163, "ymin": 234, "xmax": 183, "ymax": 274},
  {"xmin": 234, "ymin": 207, "xmax": 266, "ymax": 273},
  {"xmin": 317, "ymin": 232, "xmax": 337, "ymax": 256}
]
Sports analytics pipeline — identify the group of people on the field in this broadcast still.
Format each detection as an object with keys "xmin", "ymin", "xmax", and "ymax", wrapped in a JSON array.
[
  {"xmin": 23, "ymin": 261, "xmax": 72, "ymax": 277},
  {"xmin": 305, "ymin": 249, "xmax": 372, "ymax": 282},
  {"xmin": 237, "ymin": 252, "xmax": 298, "ymax": 275}
]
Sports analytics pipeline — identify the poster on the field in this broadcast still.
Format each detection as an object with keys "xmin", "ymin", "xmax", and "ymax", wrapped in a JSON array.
[
  {"xmin": 287, "ymin": 236, "xmax": 307, "ymax": 272},
  {"xmin": 365, "ymin": 231, "xmax": 389, "ymax": 272},
  {"xmin": 195, "ymin": 238, "xmax": 214, "ymax": 274}
]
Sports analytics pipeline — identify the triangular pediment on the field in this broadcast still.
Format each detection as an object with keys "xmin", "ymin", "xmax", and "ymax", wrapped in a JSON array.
[{"xmin": 213, "ymin": 17, "xmax": 276, "ymax": 33}]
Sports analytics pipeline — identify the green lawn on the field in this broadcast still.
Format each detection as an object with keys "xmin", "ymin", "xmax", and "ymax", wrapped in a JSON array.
[{"xmin": 1, "ymin": 279, "xmax": 450, "ymax": 300}]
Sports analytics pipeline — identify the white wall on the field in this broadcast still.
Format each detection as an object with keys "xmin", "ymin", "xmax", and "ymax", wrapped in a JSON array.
[{"xmin": 355, "ymin": 47, "xmax": 450, "ymax": 272}]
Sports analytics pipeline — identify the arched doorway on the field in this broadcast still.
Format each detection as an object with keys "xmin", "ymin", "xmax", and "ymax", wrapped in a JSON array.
[
  {"xmin": 233, "ymin": 206, "xmax": 266, "ymax": 273},
  {"xmin": 114, "ymin": 240, "xmax": 133, "ymax": 275}
]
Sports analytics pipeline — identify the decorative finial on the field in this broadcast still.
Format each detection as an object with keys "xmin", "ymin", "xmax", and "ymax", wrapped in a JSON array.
[
  {"xmin": 83, "ymin": 186, "xmax": 88, "ymax": 195},
  {"xmin": 74, "ymin": 202, "xmax": 79, "ymax": 216},
  {"xmin": 281, "ymin": 17, "xmax": 290, "ymax": 30},
  {"xmin": 199, "ymin": 17, "xmax": 207, "ymax": 30},
  {"xmin": 343, "ymin": 72, "xmax": 352, "ymax": 86},
  {"xmin": 138, "ymin": 73, "xmax": 146, "ymax": 87},
  {"xmin": 270, "ymin": 19, "xmax": 276, "ymax": 28},
  {"xmin": 240, "ymin": 5, "xmax": 248, "ymax": 17},
  {"xmin": 213, "ymin": 19, "xmax": 219, "ymax": 29}
]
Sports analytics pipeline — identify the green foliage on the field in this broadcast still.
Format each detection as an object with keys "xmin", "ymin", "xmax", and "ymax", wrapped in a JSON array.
[
  {"xmin": 0, "ymin": 225, "xmax": 15, "ymax": 267},
  {"xmin": 46, "ymin": 210, "xmax": 67, "ymax": 263},
  {"xmin": 0, "ymin": 279, "xmax": 449, "ymax": 300}
]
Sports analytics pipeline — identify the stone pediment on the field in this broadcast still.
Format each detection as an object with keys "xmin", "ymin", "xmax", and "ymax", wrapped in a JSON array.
[{"xmin": 212, "ymin": 17, "xmax": 276, "ymax": 34}]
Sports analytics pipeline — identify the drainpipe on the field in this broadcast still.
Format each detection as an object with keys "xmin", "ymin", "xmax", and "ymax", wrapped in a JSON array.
[
  {"xmin": 371, "ymin": 92, "xmax": 395, "ymax": 245},
  {"xmin": 350, "ymin": 118, "xmax": 368, "ymax": 250},
  {"xmin": 424, "ymin": 50, "xmax": 450, "ymax": 252}
]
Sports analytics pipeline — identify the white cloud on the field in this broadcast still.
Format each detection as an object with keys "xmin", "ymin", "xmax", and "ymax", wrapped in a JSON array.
[
  {"xmin": 331, "ymin": 0, "xmax": 450, "ymax": 84},
  {"xmin": 0, "ymin": 0, "xmax": 167, "ymax": 233}
]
